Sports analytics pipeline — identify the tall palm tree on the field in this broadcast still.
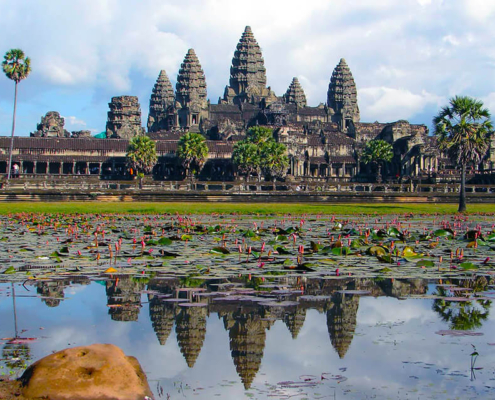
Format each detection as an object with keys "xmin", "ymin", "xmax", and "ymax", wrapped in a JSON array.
[
  {"xmin": 176, "ymin": 132, "xmax": 208, "ymax": 177},
  {"xmin": 360, "ymin": 139, "xmax": 393, "ymax": 183},
  {"xmin": 126, "ymin": 135, "xmax": 158, "ymax": 175},
  {"xmin": 232, "ymin": 141, "xmax": 261, "ymax": 179},
  {"xmin": 260, "ymin": 141, "xmax": 289, "ymax": 180},
  {"xmin": 433, "ymin": 96, "xmax": 493, "ymax": 212},
  {"xmin": 2, "ymin": 49, "xmax": 31, "ymax": 182}
]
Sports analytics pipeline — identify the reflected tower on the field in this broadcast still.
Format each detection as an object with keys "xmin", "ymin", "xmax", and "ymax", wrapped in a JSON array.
[
  {"xmin": 175, "ymin": 306, "xmax": 208, "ymax": 367},
  {"xmin": 326, "ymin": 292, "xmax": 359, "ymax": 358},
  {"xmin": 223, "ymin": 308, "xmax": 271, "ymax": 390}
]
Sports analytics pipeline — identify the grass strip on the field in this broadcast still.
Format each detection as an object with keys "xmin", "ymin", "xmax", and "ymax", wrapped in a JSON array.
[{"xmin": 1, "ymin": 202, "xmax": 494, "ymax": 215}]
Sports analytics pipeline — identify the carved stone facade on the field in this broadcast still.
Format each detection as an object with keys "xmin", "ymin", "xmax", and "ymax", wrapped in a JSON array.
[
  {"xmin": 31, "ymin": 112, "xmax": 70, "ymax": 138},
  {"xmin": 4, "ymin": 26, "xmax": 495, "ymax": 183},
  {"xmin": 174, "ymin": 49, "xmax": 208, "ymax": 132},
  {"xmin": 221, "ymin": 26, "xmax": 277, "ymax": 106},
  {"xmin": 106, "ymin": 96, "xmax": 144, "ymax": 139},
  {"xmin": 283, "ymin": 77, "xmax": 307, "ymax": 108},
  {"xmin": 327, "ymin": 58, "xmax": 360, "ymax": 131},
  {"xmin": 147, "ymin": 70, "xmax": 175, "ymax": 133}
]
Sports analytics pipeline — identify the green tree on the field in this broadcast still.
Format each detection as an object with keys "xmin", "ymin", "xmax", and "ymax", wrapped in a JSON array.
[
  {"xmin": 177, "ymin": 132, "xmax": 209, "ymax": 177},
  {"xmin": 232, "ymin": 142, "xmax": 261, "ymax": 178},
  {"xmin": 432, "ymin": 287, "xmax": 490, "ymax": 330},
  {"xmin": 260, "ymin": 141, "xmax": 289, "ymax": 180},
  {"xmin": 433, "ymin": 96, "xmax": 492, "ymax": 212},
  {"xmin": 126, "ymin": 135, "xmax": 157, "ymax": 175},
  {"xmin": 360, "ymin": 139, "xmax": 393, "ymax": 183},
  {"xmin": 232, "ymin": 126, "xmax": 288, "ymax": 181},
  {"xmin": 245, "ymin": 126, "xmax": 273, "ymax": 145},
  {"xmin": 2, "ymin": 49, "xmax": 31, "ymax": 182}
]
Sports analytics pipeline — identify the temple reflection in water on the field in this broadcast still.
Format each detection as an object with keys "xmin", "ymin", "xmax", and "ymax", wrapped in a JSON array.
[{"xmin": 30, "ymin": 275, "xmax": 430, "ymax": 389}]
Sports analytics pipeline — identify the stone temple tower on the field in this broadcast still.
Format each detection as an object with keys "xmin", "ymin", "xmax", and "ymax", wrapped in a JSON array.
[
  {"xmin": 327, "ymin": 58, "xmax": 360, "ymax": 131},
  {"xmin": 175, "ymin": 49, "xmax": 208, "ymax": 131},
  {"xmin": 147, "ymin": 70, "xmax": 175, "ymax": 133},
  {"xmin": 222, "ymin": 26, "xmax": 276, "ymax": 106},
  {"xmin": 283, "ymin": 77, "xmax": 307, "ymax": 108}
]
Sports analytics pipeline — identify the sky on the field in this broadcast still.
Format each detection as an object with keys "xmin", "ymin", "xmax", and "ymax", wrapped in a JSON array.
[{"xmin": 1, "ymin": 0, "xmax": 495, "ymax": 137}]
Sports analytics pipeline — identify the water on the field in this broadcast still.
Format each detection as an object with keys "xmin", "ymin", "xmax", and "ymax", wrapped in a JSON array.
[{"xmin": 2, "ymin": 277, "xmax": 495, "ymax": 399}]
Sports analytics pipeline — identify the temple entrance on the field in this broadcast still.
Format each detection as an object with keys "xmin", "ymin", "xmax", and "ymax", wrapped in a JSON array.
[
  {"xmin": 36, "ymin": 162, "xmax": 47, "ymax": 174},
  {"xmin": 48, "ymin": 162, "xmax": 61, "ymax": 174},
  {"xmin": 89, "ymin": 163, "xmax": 100, "ymax": 175},
  {"xmin": 23, "ymin": 161, "xmax": 35, "ymax": 174},
  {"xmin": 62, "ymin": 163, "xmax": 74, "ymax": 175}
]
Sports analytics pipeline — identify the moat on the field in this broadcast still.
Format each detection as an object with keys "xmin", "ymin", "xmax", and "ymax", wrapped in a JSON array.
[{"xmin": 1, "ymin": 212, "xmax": 495, "ymax": 398}]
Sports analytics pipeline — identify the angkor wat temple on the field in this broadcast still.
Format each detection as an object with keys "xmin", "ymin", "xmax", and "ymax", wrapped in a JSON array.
[{"xmin": 1, "ymin": 26, "xmax": 494, "ymax": 183}]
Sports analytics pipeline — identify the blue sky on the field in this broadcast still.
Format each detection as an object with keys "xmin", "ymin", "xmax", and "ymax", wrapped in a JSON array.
[{"xmin": 1, "ymin": 0, "xmax": 495, "ymax": 136}]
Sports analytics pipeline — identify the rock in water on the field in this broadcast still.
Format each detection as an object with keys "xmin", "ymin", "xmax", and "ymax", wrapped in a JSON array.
[{"xmin": 19, "ymin": 343, "xmax": 153, "ymax": 400}]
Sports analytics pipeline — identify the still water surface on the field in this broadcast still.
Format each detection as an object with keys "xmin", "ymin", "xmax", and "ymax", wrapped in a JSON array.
[{"xmin": 1, "ymin": 277, "xmax": 495, "ymax": 399}]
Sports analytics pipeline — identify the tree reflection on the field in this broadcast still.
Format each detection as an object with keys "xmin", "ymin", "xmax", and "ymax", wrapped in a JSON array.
[
  {"xmin": 432, "ymin": 280, "xmax": 491, "ymax": 330},
  {"xmin": 1, "ymin": 283, "xmax": 32, "ymax": 377}
]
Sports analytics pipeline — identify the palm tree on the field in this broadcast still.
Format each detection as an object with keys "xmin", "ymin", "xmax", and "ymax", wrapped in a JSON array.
[
  {"xmin": 245, "ymin": 126, "xmax": 273, "ymax": 145},
  {"xmin": 260, "ymin": 141, "xmax": 289, "ymax": 180},
  {"xmin": 232, "ymin": 126, "xmax": 288, "ymax": 181},
  {"xmin": 433, "ymin": 96, "xmax": 493, "ymax": 212},
  {"xmin": 126, "ymin": 135, "xmax": 158, "ymax": 183},
  {"xmin": 432, "ymin": 287, "xmax": 491, "ymax": 331},
  {"xmin": 176, "ymin": 132, "xmax": 208, "ymax": 177},
  {"xmin": 232, "ymin": 141, "xmax": 261, "ymax": 179},
  {"xmin": 360, "ymin": 139, "xmax": 393, "ymax": 183},
  {"xmin": 2, "ymin": 49, "xmax": 31, "ymax": 182}
]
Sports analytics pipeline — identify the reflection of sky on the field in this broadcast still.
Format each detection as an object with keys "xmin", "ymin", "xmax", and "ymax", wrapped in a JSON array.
[{"xmin": 1, "ymin": 282, "xmax": 495, "ymax": 399}]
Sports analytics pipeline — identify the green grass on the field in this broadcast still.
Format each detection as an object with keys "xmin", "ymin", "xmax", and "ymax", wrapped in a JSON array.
[{"xmin": 0, "ymin": 201, "xmax": 494, "ymax": 215}]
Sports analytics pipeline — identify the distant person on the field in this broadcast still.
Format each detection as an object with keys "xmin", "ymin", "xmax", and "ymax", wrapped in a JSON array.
[{"xmin": 13, "ymin": 164, "xmax": 19, "ymax": 178}]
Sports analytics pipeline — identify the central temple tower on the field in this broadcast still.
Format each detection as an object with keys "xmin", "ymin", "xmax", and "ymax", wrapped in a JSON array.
[
  {"xmin": 222, "ymin": 26, "xmax": 276, "ymax": 106},
  {"xmin": 175, "ymin": 49, "xmax": 208, "ymax": 131},
  {"xmin": 327, "ymin": 58, "xmax": 360, "ymax": 131}
]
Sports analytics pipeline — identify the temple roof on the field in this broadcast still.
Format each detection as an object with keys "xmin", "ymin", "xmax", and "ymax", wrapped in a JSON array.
[{"xmin": 297, "ymin": 107, "xmax": 327, "ymax": 117}]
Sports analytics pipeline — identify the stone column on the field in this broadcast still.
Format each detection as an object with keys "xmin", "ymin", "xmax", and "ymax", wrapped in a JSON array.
[
  {"xmin": 73, "ymin": 162, "xmax": 76, "ymax": 174},
  {"xmin": 86, "ymin": 162, "xmax": 90, "ymax": 175},
  {"xmin": 99, "ymin": 163, "xmax": 103, "ymax": 175},
  {"xmin": 342, "ymin": 162, "xmax": 346, "ymax": 177},
  {"xmin": 33, "ymin": 161, "xmax": 37, "ymax": 175}
]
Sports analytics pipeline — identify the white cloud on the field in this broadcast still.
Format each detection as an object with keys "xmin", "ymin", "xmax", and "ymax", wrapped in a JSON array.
[
  {"xmin": 442, "ymin": 35, "xmax": 460, "ymax": 46},
  {"xmin": 481, "ymin": 92, "xmax": 495, "ymax": 116},
  {"xmin": 1, "ymin": 0, "xmax": 495, "ymax": 133},
  {"xmin": 359, "ymin": 87, "xmax": 445, "ymax": 122},
  {"xmin": 62, "ymin": 116, "xmax": 87, "ymax": 127}
]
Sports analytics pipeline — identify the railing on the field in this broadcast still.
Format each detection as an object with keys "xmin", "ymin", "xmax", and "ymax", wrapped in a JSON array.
[{"xmin": 2, "ymin": 177, "xmax": 495, "ymax": 195}]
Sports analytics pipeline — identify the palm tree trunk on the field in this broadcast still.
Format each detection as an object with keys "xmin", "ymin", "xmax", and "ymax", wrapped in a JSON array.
[
  {"xmin": 458, "ymin": 163, "xmax": 467, "ymax": 212},
  {"xmin": 12, "ymin": 282, "xmax": 18, "ymax": 338},
  {"xmin": 7, "ymin": 82, "xmax": 18, "ymax": 183}
]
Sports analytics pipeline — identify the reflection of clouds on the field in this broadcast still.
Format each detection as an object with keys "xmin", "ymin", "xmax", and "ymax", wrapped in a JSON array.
[
  {"xmin": 358, "ymin": 297, "xmax": 436, "ymax": 325},
  {"xmin": 3, "ymin": 282, "xmax": 495, "ymax": 399},
  {"xmin": 65, "ymin": 284, "xmax": 88, "ymax": 296}
]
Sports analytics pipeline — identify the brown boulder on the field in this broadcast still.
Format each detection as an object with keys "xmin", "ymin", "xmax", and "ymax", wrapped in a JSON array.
[{"xmin": 19, "ymin": 343, "xmax": 153, "ymax": 400}]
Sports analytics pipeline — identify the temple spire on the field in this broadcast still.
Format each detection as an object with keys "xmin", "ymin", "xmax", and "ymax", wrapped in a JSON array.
[
  {"xmin": 327, "ymin": 58, "xmax": 360, "ymax": 130},
  {"xmin": 283, "ymin": 77, "xmax": 307, "ymax": 108},
  {"xmin": 222, "ymin": 26, "xmax": 276, "ymax": 105},
  {"xmin": 175, "ymin": 49, "xmax": 208, "ymax": 130},
  {"xmin": 147, "ymin": 70, "xmax": 174, "ymax": 132}
]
